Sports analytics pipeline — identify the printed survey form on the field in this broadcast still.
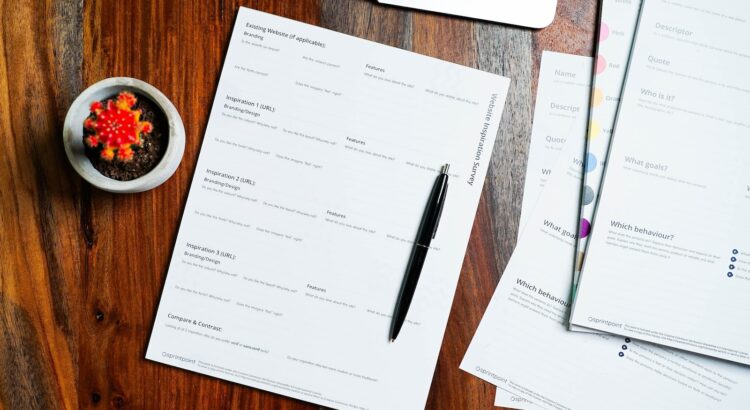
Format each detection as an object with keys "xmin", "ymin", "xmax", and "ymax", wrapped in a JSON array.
[
  {"xmin": 146, "ymin": 7, "xmax": 509, "ymax": 410},
  {"xmin": 462, "ymin": 122, "xmax": 750, "ymax": 410},
  {"xmin": 573, "ymin": 0, "xmax": 750, "ymax": 365}
]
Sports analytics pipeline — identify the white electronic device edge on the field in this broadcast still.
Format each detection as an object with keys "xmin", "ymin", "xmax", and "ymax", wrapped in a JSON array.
[{"xmin": 378, "ymin": 0, "xmax": 558, "ymax": 29}]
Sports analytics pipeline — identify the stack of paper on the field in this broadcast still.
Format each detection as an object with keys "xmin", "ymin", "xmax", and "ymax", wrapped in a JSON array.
[
  {"xmin": 463, "ymin": 0, "xmax": 750, "ymax": 408},
  {"xmin": 570, "ymin": 0, "xmax": 750, "ymax": 363}
]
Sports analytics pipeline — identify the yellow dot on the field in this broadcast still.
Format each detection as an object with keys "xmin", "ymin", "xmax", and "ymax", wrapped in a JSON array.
[
  {"xmin": 589, "ymin": 121, "xmax": 601, "ymax": 140},
  {"xmin": 592, "ymin": 87, "xmax": 603, "ymax": 107}
]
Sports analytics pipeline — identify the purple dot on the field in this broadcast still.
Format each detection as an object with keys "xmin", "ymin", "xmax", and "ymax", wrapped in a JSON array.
[{"xmin": 580, "ymin": 219, "xmax": 591, "ymax": 238}]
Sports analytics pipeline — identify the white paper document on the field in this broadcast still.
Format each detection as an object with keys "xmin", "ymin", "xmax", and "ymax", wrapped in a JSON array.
[
  {"xmin": 519, "ymin": 51, "xmax": 592, "ymax": 230},
  {"xmin": 495, "ymin": 51, "xmax": 591, "ymax": 410},
  {"xmin": 570, "ymin": 0, "xmax": 642, "ymax": 322},
  {"xmin": 571, "ymin": 0, "xmax": 750, "ymax": 365},
  {"xmin": 146, "ymin": 7, "xmax": 509, "ymax": 410},
  {"xmin": 461, "ymin": 117, "xmax": 750, "ymax": 409}
]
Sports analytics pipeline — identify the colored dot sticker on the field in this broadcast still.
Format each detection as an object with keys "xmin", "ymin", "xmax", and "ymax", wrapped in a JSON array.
[
  {"xmin": 575, "ymin": 251, "xmax": 585, "ymax": 272},
  {"xmin": 583, "ymin": 185, "xmax": 595, "ymax": 205},
  {"xmin": 599, "ymin": 22, "xmax": 610, "ymax": 42},
  {"xmin": 580, "ymin": 218, "xmax": 591, "ymax": 238},
  {"xmin": 589, "ymin": 121, "xmax": 601, "ymax": 140},
  {"xmin": 592, "ymin": 87, "xmax": 603, "ymax": 107},
  {"xmin": 596, "ymin": 55, "xmax": 607, "ymax": 75},
  {"xmin": 585, "ymin": 153, "xmax": 598, "ymax": 173}
]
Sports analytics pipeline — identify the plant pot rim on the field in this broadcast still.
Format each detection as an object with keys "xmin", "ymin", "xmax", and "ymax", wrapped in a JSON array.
[{"xmin": 63, "ymin": 77, "xmax": 185, "ymax": 193}]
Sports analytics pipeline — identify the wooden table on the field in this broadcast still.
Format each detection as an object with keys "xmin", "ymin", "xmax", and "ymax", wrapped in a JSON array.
[{"xmin": 0, "ymin": 0, "xmax": 595, "ymax": 408}]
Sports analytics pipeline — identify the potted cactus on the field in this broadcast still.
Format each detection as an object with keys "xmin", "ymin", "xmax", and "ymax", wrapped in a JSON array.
[
  {"xmin": 83, "ymin": 91, "xmax": 162, "ymax": 179},
  {"xmin": 64, "ymin": 77, "xmax": 185, "ymax": 193}
]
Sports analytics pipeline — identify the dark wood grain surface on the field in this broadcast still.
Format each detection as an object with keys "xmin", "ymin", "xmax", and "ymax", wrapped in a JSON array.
[{"xmin": 0, "ymin": 0, "xmax": 595, "ymax": 408}]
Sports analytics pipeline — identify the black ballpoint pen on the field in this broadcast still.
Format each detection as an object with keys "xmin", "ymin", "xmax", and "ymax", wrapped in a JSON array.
[{"xmin": 390, "ymin": 163, "xmax": 450, "ymax": 342}]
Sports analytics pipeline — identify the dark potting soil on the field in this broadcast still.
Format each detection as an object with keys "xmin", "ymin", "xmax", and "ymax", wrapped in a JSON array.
[{"xmin": 84, "ymin": 92, "xmax": 169, "ymax": 181}]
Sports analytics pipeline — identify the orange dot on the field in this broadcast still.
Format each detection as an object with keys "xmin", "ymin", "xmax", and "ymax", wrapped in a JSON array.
[{"xmin": 592, "ymin": 87, "xmax": 603, "ymax": 107}]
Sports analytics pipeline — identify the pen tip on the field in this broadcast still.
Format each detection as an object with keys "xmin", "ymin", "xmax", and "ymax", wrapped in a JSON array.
[
  {"xmin": 441, "ymin": 163, "xmax": 450, "ymax": 173},
  {"xmin": 389, "ymin": 338, "xmax": 395, "ymax": 343}
]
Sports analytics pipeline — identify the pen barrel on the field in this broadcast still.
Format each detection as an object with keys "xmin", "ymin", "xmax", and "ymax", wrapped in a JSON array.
[
  {"xmin": 390, "ymin": 243, "xmax": 429, "ymax": 339},
  {"xmin": 415, "ymin": 173, "xmax": 449, "ymax": 246},
  {"xmin": 390, "ymin": 172, "xmax": 449, "ymax": 340}
]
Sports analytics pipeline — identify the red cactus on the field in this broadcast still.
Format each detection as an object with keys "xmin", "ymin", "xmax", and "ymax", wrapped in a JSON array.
[{"xmin": 84, "ymin": 91, "xmax": 153, "ymax": 161}]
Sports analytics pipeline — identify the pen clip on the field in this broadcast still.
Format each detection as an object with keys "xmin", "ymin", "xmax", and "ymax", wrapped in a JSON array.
[{"xmin": 431, "ymin": 165, "xmax": 449, "ymax": 239}]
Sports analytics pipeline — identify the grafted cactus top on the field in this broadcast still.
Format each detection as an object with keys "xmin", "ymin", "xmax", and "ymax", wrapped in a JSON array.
[{"xmin": 84, "ymin": 91, "xmax": 153, "ymax": 161}]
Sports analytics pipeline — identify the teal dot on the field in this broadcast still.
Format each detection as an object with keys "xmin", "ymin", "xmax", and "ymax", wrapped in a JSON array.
[{"xmin": 583, "ymin": 185, "xmax": 595, "ymax": 205}]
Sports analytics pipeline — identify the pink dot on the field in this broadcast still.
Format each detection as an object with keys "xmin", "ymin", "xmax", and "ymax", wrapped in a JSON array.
[
  {"xmin": 596, "ymin": 55, "xmax": 607, "ymax": 75},
  {"xmin": 599, "ymin": 22, "xmax": 609, "ymax": 42}
]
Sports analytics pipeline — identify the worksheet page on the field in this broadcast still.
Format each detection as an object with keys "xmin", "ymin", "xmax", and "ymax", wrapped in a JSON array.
[
  {"xmin": 462, "ymin": 128, "xmax": 750, "ymax": 410},
  {"xmin": 519, "ymin": 51, "xmax": 592, "ymax": 230},
  {"xmin": 494, "ymin": 50, "xmax": 590, "ymax": 410},
  {"xmin": 571, "ymin": 0, "xmax": 750, "ymax": 365},
  {"xmin": 570, "ymin": 0, "xmax": 642, "ymax": 331},
  {"xmin": 146, "ymin": 7, "xmax": 509, "ymax": 410}
]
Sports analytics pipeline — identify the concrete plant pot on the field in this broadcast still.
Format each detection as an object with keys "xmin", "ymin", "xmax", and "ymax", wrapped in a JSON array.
[{"xmin": 63, "ymin": 77, "xmax": 185, "ymax": 193}]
